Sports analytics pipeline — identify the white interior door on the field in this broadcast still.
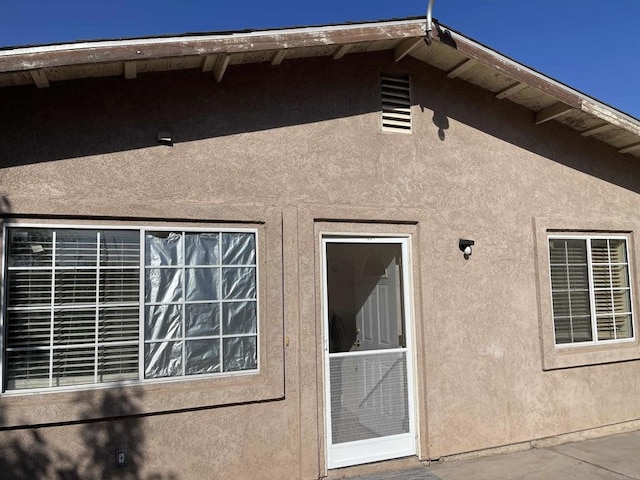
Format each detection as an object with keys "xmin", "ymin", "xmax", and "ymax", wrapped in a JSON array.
[{"xmin": 323, "ymin": 237, "xmax": 416, "ymax": 469}]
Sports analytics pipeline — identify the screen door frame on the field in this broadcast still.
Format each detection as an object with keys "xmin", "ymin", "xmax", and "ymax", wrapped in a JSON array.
[{"xmin": 321, "ymin": 235, "xmax": 417, "ymax": 469}]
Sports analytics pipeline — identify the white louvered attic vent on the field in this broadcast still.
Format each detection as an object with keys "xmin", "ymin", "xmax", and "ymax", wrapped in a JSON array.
[{"xmin": 381, "ymin": 74, "xmax": 411, "ymax": 133}]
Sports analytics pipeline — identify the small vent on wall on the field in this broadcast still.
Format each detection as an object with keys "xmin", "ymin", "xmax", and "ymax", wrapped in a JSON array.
[{"xmin": 381, "ymin": 74, "xmax": 412, "ymax": 133}]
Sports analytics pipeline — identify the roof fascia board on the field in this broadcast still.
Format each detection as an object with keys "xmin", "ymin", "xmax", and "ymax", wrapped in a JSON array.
[
  {"xmin": 0, "ymin": 19, "xmax": 426, "ymax": 73},
  {"xmin": 0, "ymin": 18, "xmax": 426, "ymax": 57},
  {"xmin": 581, "ymin": 100, "xmax": 640, "ymax": 137}
]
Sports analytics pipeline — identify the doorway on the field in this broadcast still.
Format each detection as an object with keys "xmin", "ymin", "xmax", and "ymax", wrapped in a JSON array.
[{"xmin": 322, "ymin": 237, "xmax": 416, "ymax": 469}]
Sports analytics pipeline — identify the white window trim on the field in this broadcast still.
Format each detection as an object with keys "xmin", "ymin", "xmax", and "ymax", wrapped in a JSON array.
[
  {"xmin": 1, "ymin": 222, "xmax": 260, "ymax": 395},
  {"xmin": 548, "ymin": 234, "xmax": 636, "ymax": 349}
]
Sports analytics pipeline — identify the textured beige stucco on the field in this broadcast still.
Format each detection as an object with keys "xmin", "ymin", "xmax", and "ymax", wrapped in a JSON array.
[{"xmin": 2, "ymin": 50, "xmax": 640, "ymax": 479}]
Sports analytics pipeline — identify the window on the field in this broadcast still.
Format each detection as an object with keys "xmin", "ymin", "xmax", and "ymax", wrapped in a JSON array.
[
  {"xmin": 549, "ymin": 236, "xmax": 634, "ymax": 346},
  {"xmin": 3, "ymin": 226, "xmax": 258, "ymax": 392}
]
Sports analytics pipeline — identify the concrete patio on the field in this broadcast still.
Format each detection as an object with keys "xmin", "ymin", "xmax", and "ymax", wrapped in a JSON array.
[{"xmin": 339, "ymin": 430, "xmax": 640, "ymax": 480}]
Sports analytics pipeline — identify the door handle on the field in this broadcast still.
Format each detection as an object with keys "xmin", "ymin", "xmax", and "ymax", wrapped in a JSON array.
[{"xmin": 354, "ymin": 340, "xmax": 361, "ymax": 348}]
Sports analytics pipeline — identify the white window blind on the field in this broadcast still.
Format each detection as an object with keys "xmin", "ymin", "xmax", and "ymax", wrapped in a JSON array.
[
  {"xmin": 5, "ymin": 229, "xmax": 140, "ymax": 390},
  {"xmin": 3, "ymin": 226, "xmax": 258, "ymax": 392},
  {"xmin": 549, "ymin": 236, "xmax": 634, "ymax": 345}
]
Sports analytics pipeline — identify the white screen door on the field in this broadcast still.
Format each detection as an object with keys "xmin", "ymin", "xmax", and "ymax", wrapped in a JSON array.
[{"xmin": 322, "ymin": 237, "xmax": 416, "ymax": 469}]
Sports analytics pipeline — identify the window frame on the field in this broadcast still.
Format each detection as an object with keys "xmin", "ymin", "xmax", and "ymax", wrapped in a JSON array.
[
  {"xmin": 548, "ymin": 234, "xmax": 635, "ymax": 348},
  {"xmin": 1, "ymin": 222, "xmax": 260, "ymax": 394},
  {"xmin": 534, "ymin": 217, "xmax": 640, "ymax": 371}
]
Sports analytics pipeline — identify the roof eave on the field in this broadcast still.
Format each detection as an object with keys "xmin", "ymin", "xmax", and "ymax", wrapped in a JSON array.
[
  {"xmin": 0, "ymin": 18, "xmax": 426, "ymax": 72},
  {"xmin": 1, "ymin": 17, "xmax": 639, "ymax": 157}
]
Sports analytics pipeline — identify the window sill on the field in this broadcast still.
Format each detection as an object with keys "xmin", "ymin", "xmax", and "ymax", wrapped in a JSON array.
[
  {"xmin": 542, "ymin": 341, "xmax": 640, "ymax": 370},
  {"xmin": 0, "ymin": 368, "xmax": 283, "ymax": 428}
]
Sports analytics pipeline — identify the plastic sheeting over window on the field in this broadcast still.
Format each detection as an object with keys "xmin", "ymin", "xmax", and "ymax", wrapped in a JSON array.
[{"xmin": 144, "ymin": 231, "xmax": 258, "ymax": 379}]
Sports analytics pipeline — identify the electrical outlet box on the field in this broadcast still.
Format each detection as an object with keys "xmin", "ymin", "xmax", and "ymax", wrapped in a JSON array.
[{"xmin": 116, "ymin": 450, "xmax": 127, "ymax": 468}]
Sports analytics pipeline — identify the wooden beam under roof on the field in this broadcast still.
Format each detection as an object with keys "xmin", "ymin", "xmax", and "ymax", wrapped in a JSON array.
[
  {"xmin": 619, "ymin": 142, "xmax": 640, "ymax": 154},
  {"xmin": 270, "ymin": 50, "xmax": 287, "ymax": 65},
  {"xmin": 535, "ymin": 102, "xmax": 573, "ymax": 125},
  {"xmin": 213, "ymin": 54, "xmax": 230, "ymax": 83},
  {"xmin": 446, "ymin": 58, "xmax": 475, "ymax": 79},
  {"xmin": 332, "ymin": 44, "xmax": 352, "ymax": 60},
  {"xmin": 202, "ymin": 55, "xmax": 217, "ymax": 72},
  {"xmin": 580, "ymin": 123, "xmax": 613, "ymax": 137},
  {"xmin": 495, "ymin": 82, "xmax": 527, "ymax": 100},
  {"xmin": 394, "ymin": 38, "xmax": 423, "ymax": 62},
  {"xmin": 29, "ymin": 69, "xmax": 49, "ymax": 88},
  {"xmin": 124, "ymin": 61, "xmax": 137, "ymax": 79}
]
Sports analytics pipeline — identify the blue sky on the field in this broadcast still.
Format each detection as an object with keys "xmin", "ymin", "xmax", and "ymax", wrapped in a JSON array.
[{"xmin": 2, "ymin": 1, "xmax": 638, "ymax": 118}]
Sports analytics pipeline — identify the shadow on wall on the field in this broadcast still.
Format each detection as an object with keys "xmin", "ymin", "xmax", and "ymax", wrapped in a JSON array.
[
  {"xmin": 1, "ymin": 47, "xmax": 639, "ymax": 199},
  {"xmin": 432, "ymin": 110, "xmax": 449, "ymax": 141},
  {"xmin": 0, "ymin": 197, "xmax": 177, "ymax": 479},
  {"xmin": 0, "ymin": 406, "xmax": 53, "ymax": 479},
  {"xmin": 0, "ymin": 388, "xmax": 178, "ymax": 479},
  {"xmin": 411, "ymin": 58, "xmax": 640, "ymax": 196},
  {"xmin": 74, "ymin": 389, "xmax": 146, "ymax": 480},
  {"xmin": 0, "ymin": 53, "xmax": 396, "ymax": 169},
  {"xmin": 0, "ymin": 196, "xmax": 11, "ymax": 214}
]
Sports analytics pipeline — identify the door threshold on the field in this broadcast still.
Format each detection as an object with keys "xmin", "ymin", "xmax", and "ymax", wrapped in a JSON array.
[{"xmin": 325, "ymin": 456, "xmax": 425, "ymax": 479}]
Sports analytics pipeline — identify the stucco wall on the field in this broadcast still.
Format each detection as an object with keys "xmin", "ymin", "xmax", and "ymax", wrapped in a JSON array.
[{"xmin": 2, "ymin": 50, "xmax": 640, "ymax": 479}]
